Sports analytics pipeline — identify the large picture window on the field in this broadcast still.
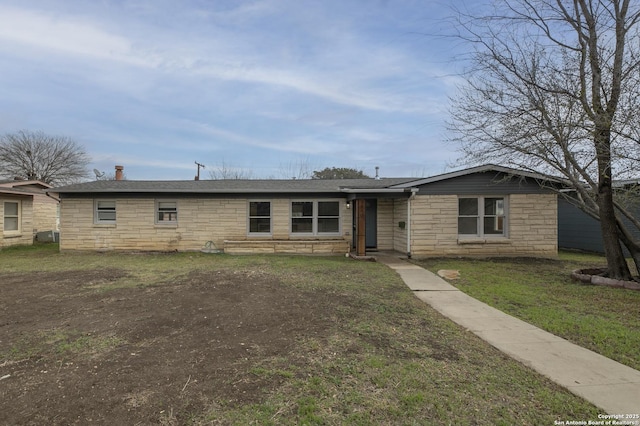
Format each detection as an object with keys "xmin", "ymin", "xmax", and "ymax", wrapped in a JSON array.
[
  {"xmin": 291, "ymin": 200, "xmax": 341, "ymax": 235},
  {"xmin": 249, "ymin": 201, "xmax": 271, "ymax": 234},
  {"xmin": 3, "ymin": 201, "xmax": 20, "ymax": 232},
  {"xmin": 95, "ymin": 200, "xmax": 116, "ymax": 223},
  {"xmin": 458, "ymin": 197, "xmax": 506, "ymax": 237}
]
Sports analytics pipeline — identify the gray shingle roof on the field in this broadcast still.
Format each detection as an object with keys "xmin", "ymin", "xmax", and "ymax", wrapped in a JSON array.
[
  {"xmin": 48, "ymin": 164, "xmax": 569, "ymax": 195},
  {"xmin": 390, "ymin": 164, "xmax": 565, "ymax": 188},
  {"xmin": 0, "ymin": 187, "xmax": 40, "ymax": 196},
  {"xmin": 50, "ymin": 178, "xmax": 420, "ymax": 194}
]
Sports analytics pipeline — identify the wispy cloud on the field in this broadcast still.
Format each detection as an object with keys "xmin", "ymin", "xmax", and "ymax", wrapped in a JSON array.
[
  {"xmin": 0, "ymin": 0, "xmax": 466, "ymax": 179},
  {"xmin": 0, "ymin": 3, "xmax": 445, "ymax": 113},
  {"xmin": 0, "ymin": 5, "xmax": 153, "ymax": 66}
]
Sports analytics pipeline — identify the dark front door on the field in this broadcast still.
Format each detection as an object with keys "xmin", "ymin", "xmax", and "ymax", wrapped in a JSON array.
[{"xmin": 365, "ymin": 199, "xmax": 377, "ymax": 249}]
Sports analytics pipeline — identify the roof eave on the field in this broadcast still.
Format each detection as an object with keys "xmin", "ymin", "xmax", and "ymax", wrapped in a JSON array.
[
  {"xmin": 392, "ymin": 164, "xmax": 565, "ymax": 188},
  {"xmin": 51, "ymin": 188, "xmax": 351, "ymax": 195},
  {"xmin": 0, "ymin": 188, "xmax": 37, "ymax": 196},
  {"xmin": 340, "ymin": 188, "xmax": 418, "ymax": 194}
]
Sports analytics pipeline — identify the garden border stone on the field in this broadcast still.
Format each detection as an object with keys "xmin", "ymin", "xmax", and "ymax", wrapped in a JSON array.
[{"xmin": 571, "ymin": 268, "xmax": 640, "ymax": 290}]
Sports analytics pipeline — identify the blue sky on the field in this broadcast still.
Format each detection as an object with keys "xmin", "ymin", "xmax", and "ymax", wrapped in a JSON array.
[{"xmin": 0, "ymin": 0, "xmax": 483, "ymax": 180}]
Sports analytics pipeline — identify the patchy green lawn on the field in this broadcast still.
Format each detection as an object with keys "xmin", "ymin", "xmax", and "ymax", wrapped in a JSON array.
[
  {"xmin": 415, "ymin": 251, "xmax": 640, "ymax": 371},
  {"xmin": 0, "ymin": 244, "xmax": 600, "ymax": 425}
]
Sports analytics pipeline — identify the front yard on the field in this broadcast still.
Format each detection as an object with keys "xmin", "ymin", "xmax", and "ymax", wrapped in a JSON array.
[{"xmin": 1, "ymin": 245, "xmax": 600, "ymax": 424}]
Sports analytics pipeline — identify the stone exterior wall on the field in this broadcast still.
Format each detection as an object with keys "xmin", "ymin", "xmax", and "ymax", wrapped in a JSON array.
[
  {"xmin": 32, "ymin": 194, "xmax": 59, "ymax": 233},
  {"xmin": 1, "ymin": 195, "xmax": 34, "ymax": 248},
  {"xmin": 376, "ymin": 199, "xmax": 395, "ymax": 250},
  {"xmin": 224, "ymin": 239, "xmax": 349, "ymax": 255},
  {"xmin": 59, "ymin": 197, "xmax": 352, "ymax": 253},
  {"xmin": 58, "ymin": 193, "xmax": 557, "ymax": 257},
  {"xmin": 393, "ymin": 199, "xmax": 409, "ymax": 254},
  {"xmin": 409, "ymin": 193, "xmax": 557, "ymax": 257}
]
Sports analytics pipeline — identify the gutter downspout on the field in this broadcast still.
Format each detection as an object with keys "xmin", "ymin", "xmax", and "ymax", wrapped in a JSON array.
[
  {"xmin": 45, "ymin": 191, "xmax": 60, "ymax": 203},
  {"xmin": 407, "ymin": 190, "xmax": 417, "ymax": 258}
]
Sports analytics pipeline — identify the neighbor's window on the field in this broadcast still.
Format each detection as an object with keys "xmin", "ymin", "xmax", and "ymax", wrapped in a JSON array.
[
  {"xmin": 291, "ymin": 200, "xmax": 341, "ymax": 235},
  {"xmin": 3, "ymin": 201, "xmax": 20, "ymax": 232},
  {"xmin": 95, "ymin": 200, "xmax": 116, "ymax": 223},
  {"xmin": 156, "ymin": 201, "xmax": 178, "ymax": 223},
  {"xmin": 458, "ymin": 197, "xmax": 506, "ymax": 237},
  {"xmin": 249, "ymin": 201, "xmax": 271, "ymax": 234}
]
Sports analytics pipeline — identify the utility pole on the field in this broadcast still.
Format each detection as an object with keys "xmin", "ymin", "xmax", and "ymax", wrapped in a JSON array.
[{"xmin": 195, "ymin": 161, "xmax": 205, "ymax": 181}]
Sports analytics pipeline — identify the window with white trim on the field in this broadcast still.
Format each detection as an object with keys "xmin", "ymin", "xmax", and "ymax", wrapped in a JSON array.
[
  {"xmin": 248, "ymin": 201, "xmax": 271, "ymax": 234},
  {"xmin": 95, "ymin": 200, "xmax": 116, "ymax": 223},
  {"xmin": 291, "ymin": 200, "xmax": 341, "ymax": 235},
  {"xmin": 458, "ymin": 196, "xmax": 507, "ymax": 237},
  {"xmin": 3, "ymin": 201, "xmax": 20, "ymax": 232},
  {"xmin": 156, "ymin": 201, "xmax": 178, "ymax": 223}
]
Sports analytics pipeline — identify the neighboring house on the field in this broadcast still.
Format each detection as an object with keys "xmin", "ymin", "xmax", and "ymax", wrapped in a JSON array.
[
  {"xmin": 558, "ymin": 181, "xmax": 640, "ymax": 254},
  {"xmin": 49, "ymin": 165, "xmax": 559, "ymax": 257},
  {"xmin": 0, "ymin": 179, "xmax": 58, "ymax": 248},
  {"xmin": 558, "ymin": 198, "xmax": 605, "ymax": 253}
]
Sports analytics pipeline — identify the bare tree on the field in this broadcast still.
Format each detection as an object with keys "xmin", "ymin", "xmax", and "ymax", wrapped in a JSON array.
[
  {"xmin": 0, "ymin": 130, "xmax": 90, "ymax": 185},
  {"xmin": 448, "ymin": 0, "xmax": 640, "ymax": 279},
  {"xmin": 271, "ymin": 157, "xmax": 316, "ymax": 180},
  {"xmin": 208, "ymin": 160, "xmax": 254, "ymax": 180}
]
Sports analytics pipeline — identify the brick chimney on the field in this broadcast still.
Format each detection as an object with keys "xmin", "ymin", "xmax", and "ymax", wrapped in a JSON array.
[{"xmin": 115, "ymin": 165, "xmax": 124, "ymax": 181}]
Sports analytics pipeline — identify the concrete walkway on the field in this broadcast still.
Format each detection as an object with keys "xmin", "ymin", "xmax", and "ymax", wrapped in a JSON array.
[{"xmin": 376, "ymin": 254, "xmax": 640, "ymax": 415}]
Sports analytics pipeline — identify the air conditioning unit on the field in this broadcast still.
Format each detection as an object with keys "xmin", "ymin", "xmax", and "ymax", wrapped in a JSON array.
[{"xmin": 36, "ymin": 230, "xmax": 59, "ymax": 243}]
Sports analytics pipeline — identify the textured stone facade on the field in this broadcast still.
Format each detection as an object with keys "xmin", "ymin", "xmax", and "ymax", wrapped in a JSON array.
[
  {"xmin": 32, "ymin": 194, "xmax": 59, "ymax": 233},
  {"xmin": 58, "ymin": 192, "xmax": 557, "ymax": 257},
  {"xmin": 59, "ymin": 197, "xmax": 352, "ymax": 253},
  {"xmin": 406, "ymin": 193, "xmax": 557, "ymax": 257},
  {"xmin": 376, "ymin": 199, "xmax": 395, "ymax": 250},
  {"xmin": 224, "ymin": 239, "xmax": 349, "ymax": 255},
  {"xmin": 392, "ymin": 198, "xmax": 409, "ymax": 253}
]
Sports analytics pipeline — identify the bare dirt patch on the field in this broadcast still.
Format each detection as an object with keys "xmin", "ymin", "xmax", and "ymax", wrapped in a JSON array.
[{"xmin": 0, "ymin": 268, "xmax": 333, "ymax": 425}]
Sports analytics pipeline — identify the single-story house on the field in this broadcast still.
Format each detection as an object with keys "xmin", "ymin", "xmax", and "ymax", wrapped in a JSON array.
[
  {"xmin": 48, "ymin": 164, "xmax": 559, "ymax": 257},
  {"xmin": 0, "ymin": 179, "xmax": 58, "ymax": 248}
]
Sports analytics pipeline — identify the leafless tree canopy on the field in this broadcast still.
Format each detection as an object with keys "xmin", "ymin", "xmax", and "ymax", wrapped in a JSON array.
[
  {"xmin": 0, "ymin": 130, "xmax": 90, "ymax": 186},
  {"xmin": 208, "ymin": 160, "xmax": 254, "ymax": 180},
  {"xmin": 271, "ymin": 157, "xmax": 316, "ymax": 180},
  {"xmin": 448, "ymin": 0, "xmax": 640, "ymax": 279}
]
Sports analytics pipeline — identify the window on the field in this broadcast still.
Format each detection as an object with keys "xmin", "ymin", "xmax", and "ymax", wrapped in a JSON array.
[
  {"xmin": 317, "ymin": 201, "xmax": 340, "ymax": 233},
  {"xmin": 291, "ymin": 200, "xmax": 341, "ymax": 235},
  {"xmin": 458, "ymin": 197, "xmax": 507, "ymax": 237},
  {"xmin": 4, "ymin": 201, "xmax": 20, "ymax": 232},
  {"xmin": 95, "ymin": 200, "xmax": 116, "ymax": 223},
  {"xmin": 458, "ymin": 198, "xmax": 478, "ymax": 235},
  {"xmin": 156, "ymin": 201, "xmax": 177, "ymax": 223},
  {"xmin": 249, "ymin": 201, "xmax": 271, "ymax": 234},
  {"xmin": 291, "ymin": 201, "xmax": 313, "ymax": 233},
  {"xmin": 483, "ymin": 197, "xmax": 506, "ymax": 235}
]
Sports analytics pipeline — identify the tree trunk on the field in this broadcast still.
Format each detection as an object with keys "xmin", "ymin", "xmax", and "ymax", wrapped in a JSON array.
[
  {"xmin": 617, "ymin": 221, "xmax": 640, "ymax": 277},
  {"xmin": 595, "ymin": 129, "xmax": 632, "ymax": 280},
  {"xmin": 598, "ymin": 199, "xmax": 629, "ymax": 279}
]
